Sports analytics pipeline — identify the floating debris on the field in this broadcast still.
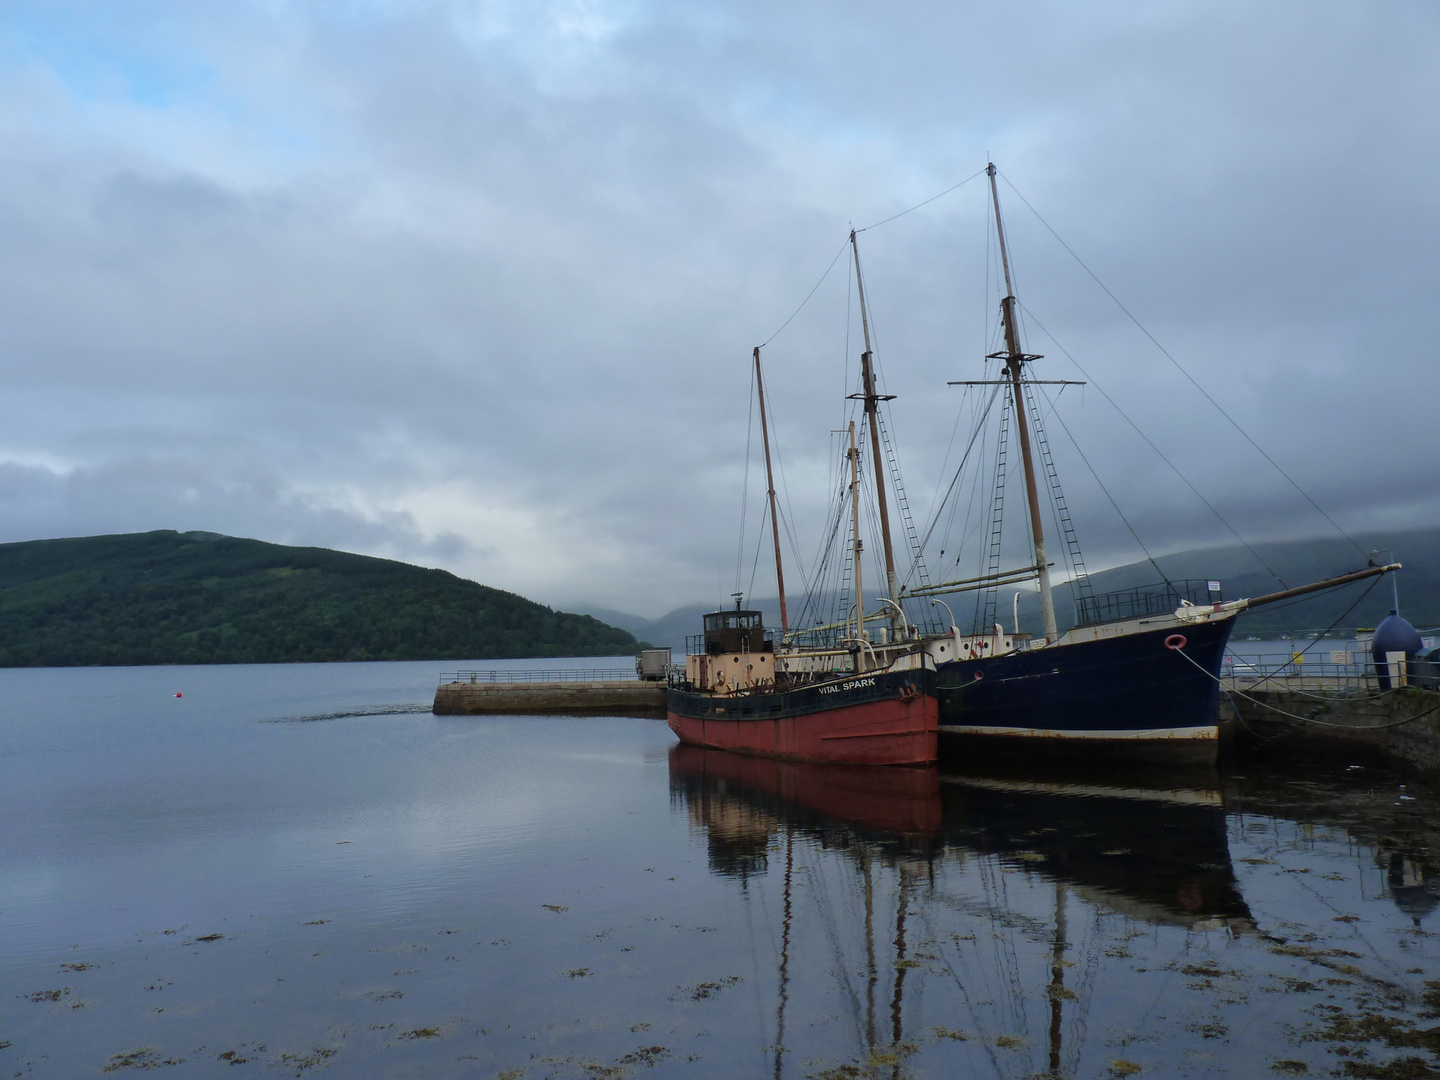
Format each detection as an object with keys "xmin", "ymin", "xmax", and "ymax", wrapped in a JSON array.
[{"xmin": 103, "ymin": 1047, "xmax": 185, "ymax": 1072}]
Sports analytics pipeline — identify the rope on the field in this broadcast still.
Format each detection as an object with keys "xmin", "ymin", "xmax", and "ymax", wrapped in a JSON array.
[
  {"xmin": 1018, "ymin": 300, "xmax": 1290, "ymax": 590},
  {"xmin": 1222, "ymin": 687, "xmax": 1288, "ymax": 743},
  {"xmin": 735, "ymin": 360, "xmax": 757, "ymax": 595},
  {"xmin": 1034, "ymin": 382, "xmax": 1167, "ymax": 586},
  {"xmin": 759, "ymin": 238, "xmax": 851, "ymax": 349},
  {"xmin": 1223, "ymin": 577, "xmax": 1382, "ymax": 696},
  {"xmin": 855, "ymin": 169, "xmax": 988, "ymax": 233},
  {"xmin": 998, "ymin": 168, "xmax": 1368, "ymax": 563},
  {"xmin": 1172, "ymin": 640, "xmax": 1440, "ymax": 730}
]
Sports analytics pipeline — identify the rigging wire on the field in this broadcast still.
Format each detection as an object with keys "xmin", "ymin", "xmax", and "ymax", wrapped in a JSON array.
[
  {"xmin": 735, "ymin": 360, "xmax": 756, "ymax": 596},
  {"xmin": 1033, "ymin": 381, "xmax": 1169, "ymax": 584},
  {"xmin": 759, "ymin": 237, "xmax": 851, "ymax": 349},
  {"xmin": 849, "ymin": 234, "xmax": 932, "ymax": 599},
  {"xmin": 855, "ymin": 168, "xmax": 989, "ymax": 234},
  {"xmin": 745, "ymin": 501, "xmax": 769, "ymax": 607},
  {"xmin": 1018, "ymin": 299, "xmax": 1292, "ymax": 590},
  {"xmin": 918, "ymin": 383, "xmax": 974, "ymax": 551},
  {"xmin": 936, "ymin": 389, "xmax": 984, "ymax": 570},
  {"xmin": 913, "ymin": 383, "xmax": 1005, "ymax": 564},
  {"xmin": 997, "ymin": 168, "xmax": 1368, "ymax": 563},
  {"xmin": 755, "ymin": 349, "xmax": 818, "ymax": 605},
  {"xmin": 948, "ymin": 389, "xmax": 994, "ymax": 580}
]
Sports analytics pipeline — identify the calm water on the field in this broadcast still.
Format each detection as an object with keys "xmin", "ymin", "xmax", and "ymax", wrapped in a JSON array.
[{"xmin": 5, "ymin": 660, "xmax": 1440, "ymax": 1078}]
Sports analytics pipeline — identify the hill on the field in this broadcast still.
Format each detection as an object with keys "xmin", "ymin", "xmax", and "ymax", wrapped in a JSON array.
[
  {"xmin": 584, "ymin": 526, "xmax": 1440, "ymax": 649},
  {"xmin": 573, "ymin": 602, "xmax": 720, "ymax": 656},
  {"xmin": 0, "ymin": 531, "xmax": 644, "ymax": 666},
  {"xmin": 1038, "ymin": 526, "xmax": 1440, "ymax": 634}
]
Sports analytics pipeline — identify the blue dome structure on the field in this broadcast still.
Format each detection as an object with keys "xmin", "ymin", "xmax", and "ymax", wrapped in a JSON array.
[
  {"xmin": 1372, "ymin": 612, "xmax": 1423, "ymax": 662},
  {"xmin": 1372, "ymin": 612, "xmax": 1423, "ymax": 690}
]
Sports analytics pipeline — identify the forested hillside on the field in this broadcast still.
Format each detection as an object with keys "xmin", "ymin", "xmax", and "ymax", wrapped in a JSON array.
[{"xmin": 0, "ymin": 531, "xmax": 643, "ymax": 666}]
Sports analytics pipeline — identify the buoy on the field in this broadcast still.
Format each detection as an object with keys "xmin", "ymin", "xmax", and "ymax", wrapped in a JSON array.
[
  {"xmin": 1372, "ymin": 612, "xmax": 1422, "ymax": 662},
  {"xmin": 174, "ymin": 692, "xmax": 183, "ymax": 698},
  {"xmin": 1373, "ymin": 612, "xmax": 1422, "ymax": 691}
]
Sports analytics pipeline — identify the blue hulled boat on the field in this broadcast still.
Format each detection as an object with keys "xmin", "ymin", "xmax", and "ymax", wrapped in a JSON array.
[{"xmin": 911, "ymin": 165, "xmax": 1395, "ymax": 764}]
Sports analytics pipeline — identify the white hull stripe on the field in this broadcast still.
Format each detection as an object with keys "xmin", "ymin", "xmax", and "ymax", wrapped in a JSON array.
[
  {"xmin": 939, "ymin": 724, "xmax": 1218, "ymax": 741},
  {"xmin": 940, "ymin": 775, "xmax": 1222, "ymax": 807}
]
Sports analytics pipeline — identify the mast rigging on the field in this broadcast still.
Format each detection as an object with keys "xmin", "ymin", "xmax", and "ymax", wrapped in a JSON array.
[
  {"xmin": 849, "ymin": 230, "xmax": 903, "ymax": 628},
  {"xmin": 987, "ymin": 162, "xmax": 1059, "ymax": 643},
  {"xmin": 754, "ymin": 346, "xmax": 789, "ymax": 633}
]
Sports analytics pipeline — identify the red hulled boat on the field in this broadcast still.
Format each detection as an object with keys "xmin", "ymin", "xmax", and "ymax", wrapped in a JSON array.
[{"xmin": 666, "ymin": 602, "xmax": 938, "ymax": 765}]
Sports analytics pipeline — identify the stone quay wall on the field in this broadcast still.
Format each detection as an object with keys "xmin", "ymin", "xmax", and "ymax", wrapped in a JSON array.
[
  {"xmin": 1225, "ymin": 685, "xmax": 1440, "ymax": 777},
  {"xmin": 433, "ymin": 680, "xmax": 667, "ymax": 716}
]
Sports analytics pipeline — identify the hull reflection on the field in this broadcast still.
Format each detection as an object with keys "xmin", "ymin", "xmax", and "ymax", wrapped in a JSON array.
[
  {"xmin": 670, "ymin": 746, "xmax": 1255, "ymax": 1077},
  {"xmin": 669, "ymin": 747, "xmax": 1249, "ymax": 931},
  {"xmin": 668, "ymin": 744, "xmax": 941, "ymax": 872},
  {"xmin": 941, "ymin": 762, "xmax": 1253, "ymax": 930}
]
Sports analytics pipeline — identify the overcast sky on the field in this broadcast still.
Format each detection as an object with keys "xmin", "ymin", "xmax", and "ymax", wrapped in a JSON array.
[{"xmin": 1, "ymin": 1, "xmax": 1436, "ymax": 617}]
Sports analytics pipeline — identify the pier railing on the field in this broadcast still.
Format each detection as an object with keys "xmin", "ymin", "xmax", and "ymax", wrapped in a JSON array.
[
  {"xmin": 439, "ymin": 669, "xmax": 638, "ymax": 685},
  {"xmin": 1222, "ymin": 653, "xmax": 1422, "ymax": 693}
]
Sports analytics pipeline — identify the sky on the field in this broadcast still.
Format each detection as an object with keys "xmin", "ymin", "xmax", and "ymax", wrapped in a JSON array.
[{"xmin": 1, "ymin": 0, "xmax": 1437, "ymax": 618}]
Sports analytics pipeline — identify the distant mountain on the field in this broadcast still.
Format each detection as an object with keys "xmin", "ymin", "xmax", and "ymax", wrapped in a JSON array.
[
  {"xmin": 1039, "ymin": 526, "xmax": 1440, "ymax": 634},
  {"xmin": 581, "ymin": 526, "xmax": 1440, "ymax": 650},
  {"xmin": 574, "ymin": 603, "xmax": 723, "ymax": 655},
  {"xmin": 0, "ymin": 531, "xmax": 645, "ymax": 667},
  {"xmin": 574, "ymin": 599, "xmax": 799, "ymax": 654}
]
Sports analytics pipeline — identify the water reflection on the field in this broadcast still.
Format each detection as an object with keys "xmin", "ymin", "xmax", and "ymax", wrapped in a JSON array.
[
  {"xmin": 1226, "ymin": 752, "xmax": 1440, "ymax": 929},
  {"xmin": 13, "ymin": 682, "xmax": 1440, "ymax": 1079},
  {"xmin": 669, "ymin": 745, "xmax": 941, "ymax": 876},
  {"xmin": 670, "ymin": 748, "xmax": 1250, "ymax": 932},
  {"xmin": 939, "ymin": 765, "xmax": 1252, "ymax": 932},
  {"xmin": 669, "ymin": 748, "xmax": 1265, "ymax": 1078},
  {"xmin": 1383, "ymin": 851, "xmax": 1440, "ymax": 925},
  {"xmin": 670, "ymin": 746, "xmax": 941, "ymax": 1079}
]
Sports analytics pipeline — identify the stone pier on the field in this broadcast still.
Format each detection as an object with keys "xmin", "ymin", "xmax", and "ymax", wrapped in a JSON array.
[
  {"xmin": 1224, "ymin": 680, "xmax": 1440, "ymax": 777},
  {"xmin": 433, "ymin": 676, "xmax": 666, "ymax": 716}
]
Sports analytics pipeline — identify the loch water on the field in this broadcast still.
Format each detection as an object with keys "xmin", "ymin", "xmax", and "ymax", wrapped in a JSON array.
[{"xmin": 5, "ymin": 660, "xmax": 1440, "ymax": 1078}]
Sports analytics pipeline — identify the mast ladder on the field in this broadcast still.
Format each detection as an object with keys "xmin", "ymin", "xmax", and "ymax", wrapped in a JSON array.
[
  {"xmin": 873, "ymin": 407, "xmax": 932, "ymax": 594},
  {"xmin": 1025, "ymin": 387, "xmax": 1093, "ymax": 609},
  {"xmin": 833, "ymin": 469, "xmax": 856, "ymax": 648},
  {"xmin": 980, "ymin": 389, "xmax": 1011, "ymax": 633}
]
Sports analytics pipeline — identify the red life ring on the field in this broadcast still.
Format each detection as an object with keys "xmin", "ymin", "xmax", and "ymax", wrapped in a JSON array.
[{"xmin": 1164, "ymin": 634, "xmax": 1187, "ymax": 651}]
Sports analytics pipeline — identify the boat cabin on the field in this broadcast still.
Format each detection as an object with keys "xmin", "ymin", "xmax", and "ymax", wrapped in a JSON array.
[
  {"xmin": 685, "ymin": 606, "xmax": 775, "ymax": 694},
  {"xmin": 702, "ymin": 608, "xmax": 772, "ymax": 655}
]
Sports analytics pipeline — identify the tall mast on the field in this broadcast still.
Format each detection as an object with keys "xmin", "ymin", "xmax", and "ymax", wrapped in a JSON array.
[
  {"xmin": 987, "ymin": 163, "xmax": 1058, "ymax": 642},
  {"xmin": 753, "ymin": 347, "xmax": 788, "ymax": 634},
  {"xmin": 848, "ymin": 420, "xmax": 865, "ymax": 666},
  {"xmin": 849, "ymin": 230, "xmax": 901, "ymax": 625}
]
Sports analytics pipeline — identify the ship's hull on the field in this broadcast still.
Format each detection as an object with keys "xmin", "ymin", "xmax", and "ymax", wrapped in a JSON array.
[
  {"xmin": 937, "ymin": 615, "xmax": 1236, "ymax": 764},
  {"xmin": 669, "ymin": 744, "xmax": 942, "ymax": 840},
  {"xmin": 667, "ymin": 666, "xmax": 938, "ymax": 765}
]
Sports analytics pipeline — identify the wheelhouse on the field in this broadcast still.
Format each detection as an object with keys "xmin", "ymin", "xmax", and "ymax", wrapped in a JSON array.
[{"xmin": 701, "ymin": 609, "xmax": 772, "ymax": 656}]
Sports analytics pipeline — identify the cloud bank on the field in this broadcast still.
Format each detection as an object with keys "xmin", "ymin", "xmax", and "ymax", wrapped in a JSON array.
[{"xmin": 1, "ymin": 0, "xmax": 1436, "ymax": 615}]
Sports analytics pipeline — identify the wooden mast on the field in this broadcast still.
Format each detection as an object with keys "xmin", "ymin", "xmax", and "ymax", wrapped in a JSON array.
[
  {"xmin": 987, "ymin": 163, "xmax": 1058, "ymax": 642},
  {"xmin": 754, "ymin": 347, "xmax": 789, "ymax": 634},
  {"xmin": 848, "ymin": 420, "xmax": 865, "ymax": 668},
  {"xmin": 849, "ymin": 231, "xmax": 902, "ymax": 627}
]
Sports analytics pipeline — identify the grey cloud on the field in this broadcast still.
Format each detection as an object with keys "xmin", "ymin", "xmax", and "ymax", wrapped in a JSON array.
[
  {"xmin": 0, "ymin": 0, "xmax": 1436, "ymax": 615},
  {"xmin": 0, "ymin": 457, "xmax": 478, "ymax": 565}
]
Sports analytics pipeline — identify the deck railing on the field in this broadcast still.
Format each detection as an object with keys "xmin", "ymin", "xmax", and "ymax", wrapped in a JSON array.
[
  {"xmin": 1222, "ymin": 652, "xmax": 1427, "ymax": 693},
  {"xmin": 1075, "ymin": 579, "xmax": 1216, "ymax": 627},
  {"xmin": 439, "ymin": 669, "xmax": 638, "ymax": 685}
]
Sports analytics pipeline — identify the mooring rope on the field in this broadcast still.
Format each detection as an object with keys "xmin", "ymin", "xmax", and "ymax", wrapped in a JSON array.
[
  {"xmin": 1169, "ymin": 639, "xmax": 1440, "ymax": 730},
  {"xmin": 1217, "ymin": 577, "xmax": 1385, "ymax": 699}
]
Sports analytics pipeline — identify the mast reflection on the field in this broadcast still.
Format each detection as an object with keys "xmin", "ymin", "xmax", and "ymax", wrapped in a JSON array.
[
  {"xmin": 668, "ymin": 745, "xmax": 943, "ymax": 875},
  {"xmin": 669, "ymin": 747, "xmax": 1254, "ymax": 1079},
  {"xmin": 940, "ymin": 762, "xmax": 1253, "ymax": 931}
]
